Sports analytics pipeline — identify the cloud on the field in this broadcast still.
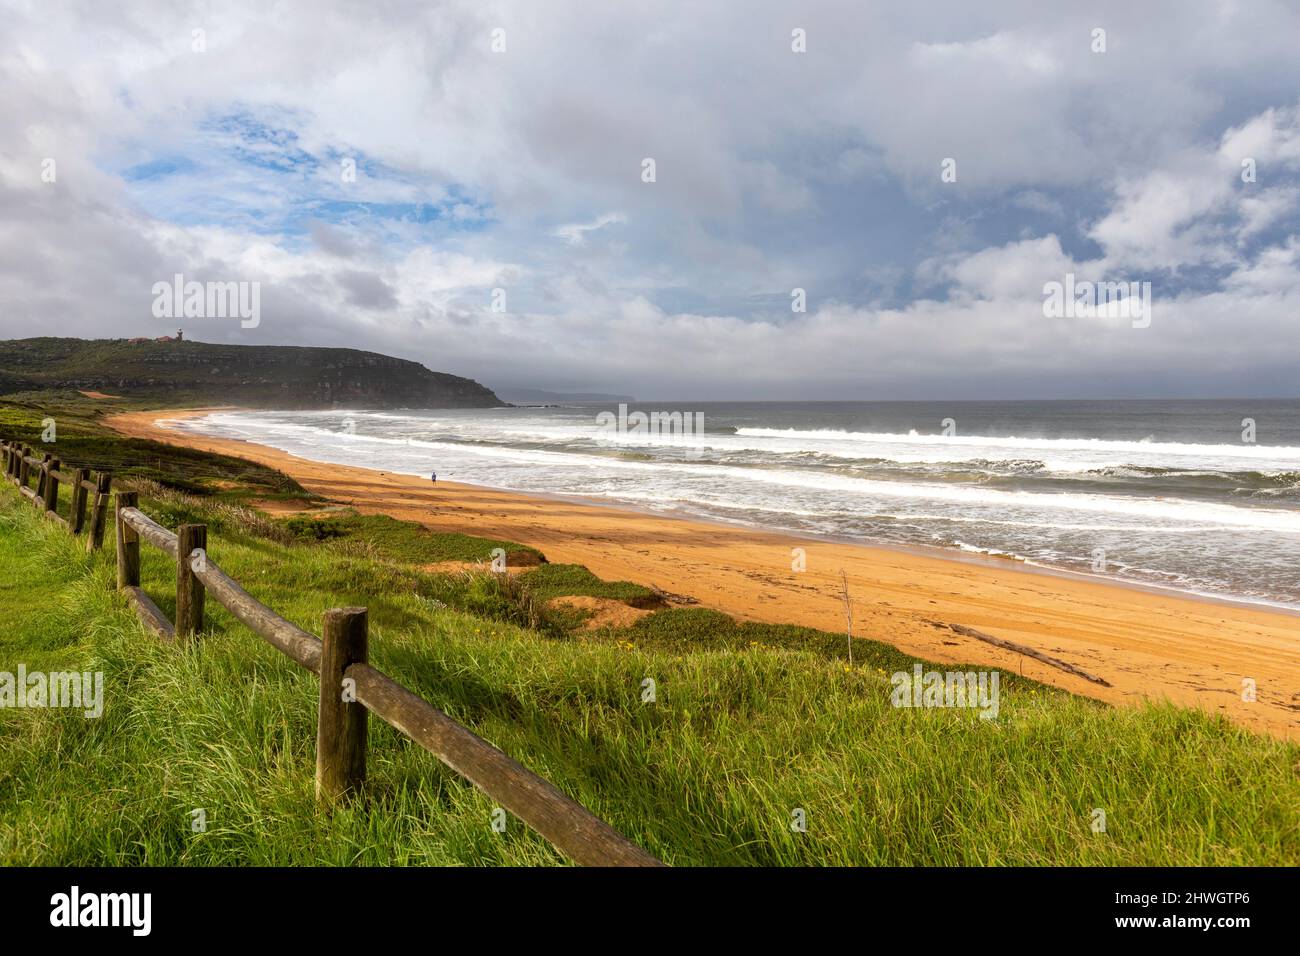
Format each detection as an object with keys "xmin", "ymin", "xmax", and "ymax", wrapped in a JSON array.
[
  {"xmin": 553, "ymin": 212, "xmax": 626, "ymax": 245},
  {"xmin": 336, "ymin": 270, "xmax": 398, "ymax": 310},
  {"xmin": 0, "ymin": 0, "xmax": 1299, "ymax": 398},
  {"xmin": 309, "ymin": 221, "xmax": 360, "ymax": 258}
]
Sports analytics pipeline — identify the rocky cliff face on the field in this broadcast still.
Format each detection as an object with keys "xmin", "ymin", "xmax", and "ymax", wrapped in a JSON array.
[{"xmin": 0, "ymin": 338, "xmax": 504, "ymax": 409}]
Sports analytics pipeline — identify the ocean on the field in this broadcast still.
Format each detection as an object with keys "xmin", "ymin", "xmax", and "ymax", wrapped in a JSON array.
[{"xmin": 170, "ymin": 399, "xmax": 1300, "ymax": 610}]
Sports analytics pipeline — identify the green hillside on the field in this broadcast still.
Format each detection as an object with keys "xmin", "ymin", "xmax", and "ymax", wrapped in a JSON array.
[{"xmin": 0, "ymin": 337, "xmax": 503, "ymax": 409}]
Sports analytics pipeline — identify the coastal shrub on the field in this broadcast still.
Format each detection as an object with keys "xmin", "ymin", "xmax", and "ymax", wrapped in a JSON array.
[
  {"xmin": 282, "ymin": 513, "xmax": 349, "ymax": 541},
  {"xmin": 280, "ymin": 510, "xmax": 543, "ymax": 567},
  {"xmin": 520, "ymin": 564, "xmax": 660, "ymax": 606},
  {"xmin": 417, "ymin": 568, "xmax": 560, "ymax": 636}
]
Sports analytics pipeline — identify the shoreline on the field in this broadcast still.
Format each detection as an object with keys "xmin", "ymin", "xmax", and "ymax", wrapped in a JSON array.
[
  {"xmin": 106, "ymin": 406, "xmax": 1300, "ymax": 739},
  {"xmin": 146, "ymin": 407, "xmax": 1300, "ymax": 618}
]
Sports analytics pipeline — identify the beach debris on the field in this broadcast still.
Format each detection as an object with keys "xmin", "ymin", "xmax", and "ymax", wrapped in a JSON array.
[
  {"xmin": 925, "ymin": 620, "xmax": 1112, "ymax": 688},
  {"xmin": 648, "ymin": 584, "xmax": 698, "ymax": 605}
]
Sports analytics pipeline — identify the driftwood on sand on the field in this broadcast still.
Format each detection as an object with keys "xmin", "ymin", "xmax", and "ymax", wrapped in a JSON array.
[
  {"xmin": 648, "ymin": 583, "xmax": 699, "ymax": 605},
  {"xmin": 926, "ymin": 620, "xmax": 1112, "ymax": 687}
]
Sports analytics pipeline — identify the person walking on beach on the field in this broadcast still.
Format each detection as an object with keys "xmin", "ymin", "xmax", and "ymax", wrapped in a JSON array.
[{"xmin": 431, "ymin": 471, "xmax": 437, "ymax": 483}]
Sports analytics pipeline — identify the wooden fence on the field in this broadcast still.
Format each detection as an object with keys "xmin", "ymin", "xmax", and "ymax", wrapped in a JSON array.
[
  {"xmin": 3, "ymin": 440, "xmax": 114, "ymax": 550},
  {"xmin": 1, "ymin": 438, "xmax": 661, "ymax": 867}
]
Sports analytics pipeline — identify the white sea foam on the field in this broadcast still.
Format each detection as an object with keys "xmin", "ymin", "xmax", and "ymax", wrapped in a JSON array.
[
  {"xmin": 167, "ymin": 406, "xmax": 1300, "ymax": 605},
  {"xmin": 180, "ymin": 412, "xmax": 1300, "ymax": 533},
  {"xmin": 279, "ymin": 414, "xmax": 1299, "ymax": 473},
  {"xmin": 734, "ymin": 426, "xmax": 1300, "ymax": 461}
]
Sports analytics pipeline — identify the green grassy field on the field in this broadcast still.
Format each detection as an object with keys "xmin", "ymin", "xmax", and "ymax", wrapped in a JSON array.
[
  {"xmin": 1, "ymin": 400, "xmax": 1297, "ymax": 866},
  {"xmin": 0, "ymin": 391, "xmax": 307, "ymax": 498}
]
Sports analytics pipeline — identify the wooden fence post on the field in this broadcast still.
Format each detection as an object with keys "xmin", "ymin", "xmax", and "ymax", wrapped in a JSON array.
[
  {"xmin": 116, "ymin": 491, "xmax": 140, "ymax": 589},
  {"xmin": 70, "ymin": 468, "xmax": 89, "ymax": 533},
  {"xmin": 86, "ymin": 472, "xmax": 112, "ymax": 552},
  {"xmin": 176, "ymin": 523, "xmax": 207, "ymax": 638},
  {"xmin": 317, "ymin": 607, "xmax": 369, "ymax": 804},
  {"xmin": 36, "ymin": 454, "xmax": 51, "ymax": 504},
  {"xmin": 46, "ymin": 458, "xmax": 60, "ymax": 519},
  {"xmin": 17, "ymin": 447, "xmax": 29, "ymax": 486}
]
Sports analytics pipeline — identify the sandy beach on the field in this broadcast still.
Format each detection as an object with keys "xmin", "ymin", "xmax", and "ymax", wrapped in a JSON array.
[{"xmin": 106, "ymin": 407, "xmax": 1300, "ymax": 739}]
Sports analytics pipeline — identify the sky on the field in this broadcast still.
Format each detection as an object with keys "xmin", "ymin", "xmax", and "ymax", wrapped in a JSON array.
[{"xmin": 2, "ymin": 0, "xmax": 1300, "ymax": 400}]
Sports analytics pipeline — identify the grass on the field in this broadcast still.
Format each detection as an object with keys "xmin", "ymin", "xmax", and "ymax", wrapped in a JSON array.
[
  {"xmin": 1, "ymin": 479, "xmax": 1297, "ymax": 866},
  {"xmin": 0, "ymin": 392, "xmax": 307, "ymax": 498},
  {"xmin": 280, "ymin": 510, "xmax": 543, "ymax": 566},
  {"xmin": 520, "ymin": 563, "xmax": 659, "ymax": 606}
]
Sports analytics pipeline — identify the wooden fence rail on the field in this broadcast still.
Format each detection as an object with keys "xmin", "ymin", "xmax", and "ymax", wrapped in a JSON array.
[
  {"xmin": 0, "ymin": 438, "xmax": 660, "ymax": 867},
  {"xmin": 3, "ymin": 439, "xmax": 112, "ymax": 549}
]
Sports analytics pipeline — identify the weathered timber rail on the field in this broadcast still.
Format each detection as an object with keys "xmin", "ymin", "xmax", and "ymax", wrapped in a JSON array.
[
  {"xmin": 3, "ymin": 439, "xmax": 112, "ymax": 549},
  {"xmin": 1, "ymin": 438, "xmax": 661, "ymax": 867}
]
